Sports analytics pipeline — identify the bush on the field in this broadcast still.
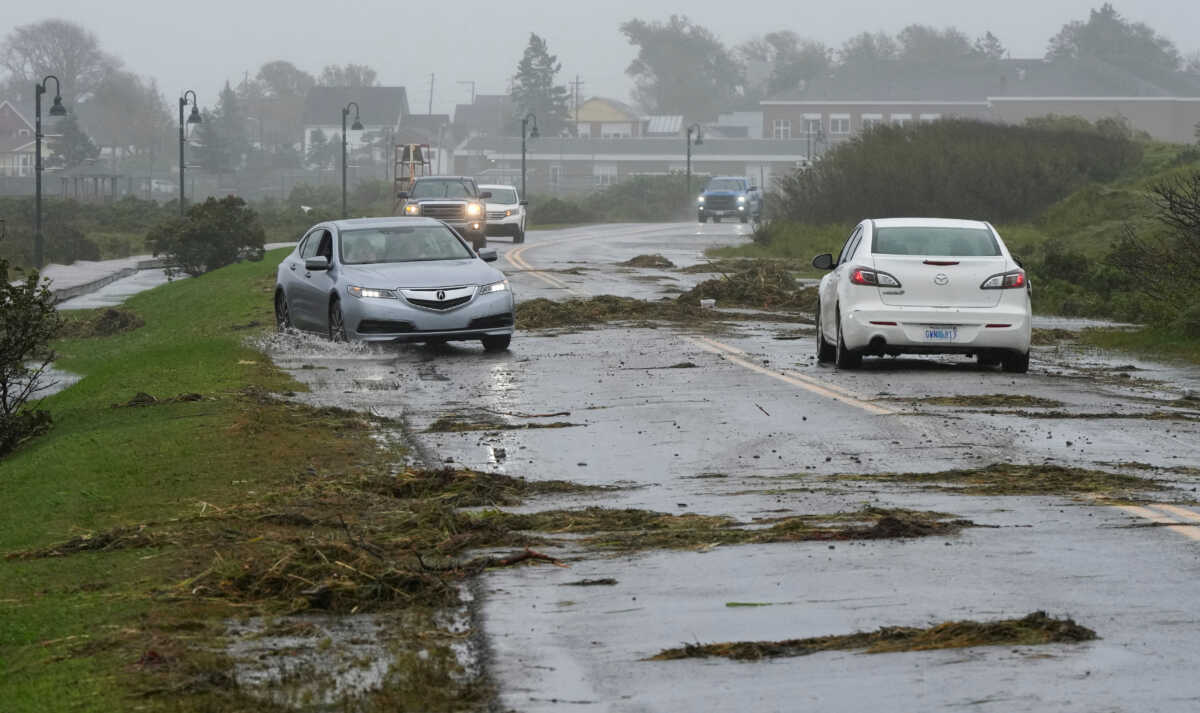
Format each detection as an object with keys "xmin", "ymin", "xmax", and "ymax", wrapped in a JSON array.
[
  {"xmin": 527, "ymin": 197, "xmax": 597, "ymax": 225},
  {"xmin": 148, "ymin": 196, "xmax": 267, "ymax": 278},
  {"xmin": 0, "ymin": 257, "xmax": 61, "ymax": 459}
]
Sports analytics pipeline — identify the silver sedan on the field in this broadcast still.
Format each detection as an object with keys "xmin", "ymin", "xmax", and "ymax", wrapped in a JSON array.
[{"xmin": 274, "ymin": 217, "xmax": 515, "ymax": 350}]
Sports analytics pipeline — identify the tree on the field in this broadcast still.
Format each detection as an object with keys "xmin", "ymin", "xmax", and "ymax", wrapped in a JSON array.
[
  {"xmin": 0, "ymin": 19, "xmax": 117, "ymax": 102},
  {"xmin": 974, "ymin": 32, "xmax": 1008, "ymax": 60},
  {"xmin": 76, "ymin": 70, "xmax": 172, "ymax": 169},
  {"xmin": 1047, "ymin": 3, "xmax": 1181, "ymax": 76},
  {"xmin": 318, "ymin": 64, "xmax": 378, "ymax": 87},
  {"xmin": 739, "ymin": 31, "xmax": 832, "ymax": 97},
  {"xmin": 838, "ymin": 32, "xmax": 899, "ymax": 71},
  {"xmin": 896, "ymin": 25, "xmax": 975, "ymax": 64},
  {"xmin": 306, "ymin": 128, "xmax": 338, "ymax": 169},
  {"xmin": 45, "ymin": 113, "xmax": 99, "ymax": 169},
  {"xmin": 147, "ymin": 196, "xmax": 265, "ymax": 278},
  {"xmin": 194, "ymin": 81, "xmax": 250, "ymax": 175},
  {"xmin": 621, "ymin": 15, "xmax": 743, "ymax": 120},
  {"xmin": 0, "ymin": 258, "xmax": 61, "ymax": 458},
  {"xmin": 511, "ymin": 34, "xmax": 571, "ymax": 136}
]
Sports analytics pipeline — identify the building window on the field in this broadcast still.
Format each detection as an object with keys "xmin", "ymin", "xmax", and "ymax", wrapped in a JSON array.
[
  {"xmin": 803, "ymin": 115, "xmax": 823, "ymax": 135},
  {"xmin": 861, "ymin": 114, "xmax": 883, "ymax": 131},
  {"xmin": 772, "ymin": 119, "xmax": 791, "ymax": 140},
  {"xmin": 549, "ymin": 165, "xmax": 561, "ymax": 185},
  {"xmin": 600, "ymin": 122, "xmax": 632, "ymax": 138},
  {"xmin": 829, "ymin": 115, "xmax": 851, "ymax": 135},
  {"xmin": 919, "ymin": 113, "xmax": 942, "ymax": 123},
  {"xmin": 890, "ymin": 113, "xmax": 912, "ymax": 127},
  {"xmin": 18, "ymin": 128, "xmax": 31, "ymax": 137},
  {"xmin": 593, "ymin": 162, "xmax": 617, "ymax": 187}
]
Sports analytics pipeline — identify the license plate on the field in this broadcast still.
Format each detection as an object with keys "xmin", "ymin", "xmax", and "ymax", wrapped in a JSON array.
[{"xmin": 924, "ymin": 327, "xmax": 957, "ymax": 341}]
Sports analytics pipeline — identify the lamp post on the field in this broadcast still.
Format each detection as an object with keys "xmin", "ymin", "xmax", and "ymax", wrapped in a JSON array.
[
  {"xmin": 341, "ymin": 102, "xmax": 363, "ymax": 218},
  {"xmin": 685, "ymin": 122, "xmax": 703, "ymax": 213},
  {"xmin": 178, "ymin": 90, "xmax": 201, "ymax": 216},
  {"xmin": 34, "ymin": 75, "xmax": 67, "ymax": 268},
  {"xmin": 520, "ymin": 113, "xmax": 539, "ymax": 199}
]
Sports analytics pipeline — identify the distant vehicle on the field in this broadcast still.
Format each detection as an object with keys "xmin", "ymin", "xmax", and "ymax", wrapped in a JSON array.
[
  {"xmin": 397, "ymin": 176, "xmax": 490, "ymax": 250},
  {"xmin": 274, "ymin": 217, "xmax": 514, "ymax": 351},
  {"xmin": 811, "ymin": 218, "xmax": 1031, "ymax": 372},
  {"xmin": 479, "ymin": 184, "xmax": 528, "ymax": 243},
  {"xmin": 697, "ymin": 176, "xmax": 762, "ymax": 224}
]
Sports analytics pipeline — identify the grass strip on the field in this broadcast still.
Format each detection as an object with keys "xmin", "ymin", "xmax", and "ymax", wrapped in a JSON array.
[{"xmin": 649, "ymin": 612, "xmax": 1096, "ymax": 661}]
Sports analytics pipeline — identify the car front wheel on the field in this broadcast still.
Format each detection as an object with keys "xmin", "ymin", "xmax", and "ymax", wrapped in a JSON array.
[
  {"xmin": 328, "ymin": 299, "xmax": 348, "ymax": 342},
  {"xmin": 275, "ymin": 290, "xmax": 291, "ymax": 331},
  {"xmin": 482, "ymin": 334, "xmax": 511, "ymax": 352}
]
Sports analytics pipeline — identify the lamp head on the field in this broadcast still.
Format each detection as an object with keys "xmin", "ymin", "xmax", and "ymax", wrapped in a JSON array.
[
  {"xmin": 694, "ymin": 132, "xmax": 703, "ymax": 146},
  {"xmin": 351, "ymin": 118, "xmax": 364, "ymax": 131},
  {"xmin": 529, "ymin": 125, "xmax": 540, "ymax": 139},
  {"xmin": 187, "ymin": 106, "xmax": 202, "ymax": 124},
  {"xmin": 49, "ymin": 95, "xmax": 67, "ymax": 116}
]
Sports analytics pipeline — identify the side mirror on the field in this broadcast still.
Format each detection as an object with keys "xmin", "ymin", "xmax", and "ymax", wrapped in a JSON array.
[
  {"xmin": 519, "ymin": 200, "xmax": 529, "ymax": 206},
  {"xmin": 477, "ymin": 247, "xmax": 498, "ymax": 262},
  {"xmin": 479, "ymin": 191, "xmax": 493, "ymax": 199},
  {"xmin": 747, "ymin": 186, "xmax": 758, "ymax": 192},
  {"xmin": 305, "ymin": 256, "xmax": 330, "ymax": 271},
  {"xmin": 395, "ymin": 191, "xmax": 408, "ymax": 201},
  {"xmin": 811, "ymin": 253, "xmax": 834, "ymax": 270}
]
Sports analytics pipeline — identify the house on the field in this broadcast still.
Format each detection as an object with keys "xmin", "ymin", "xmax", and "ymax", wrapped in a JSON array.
[
  {"xmin": 0, "ymin": 100, "xmax": 36, "ymax": 177},
  {"xmin": 301, "ymin": 86, "xmax": 410, "ymax": 158},
  {"xmin": 453, "ymin": 94, "xmax": 514, "ymax": 139},
  {"xmin": 574, "ymin": 97, "xmax": 642, "ymax": 138},
  {"xmin": 760, "ymin": 57, "xmax": 1200, "ymax": 147},
  {"xmin": 453, "ymin": 135, "xmax": 810, "ymax": 195}
]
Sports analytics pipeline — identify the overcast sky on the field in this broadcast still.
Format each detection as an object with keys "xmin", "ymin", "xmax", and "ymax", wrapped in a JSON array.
[{"xmin": 7, "ymin": 0, "xmax": 1199, "ymax": 115}]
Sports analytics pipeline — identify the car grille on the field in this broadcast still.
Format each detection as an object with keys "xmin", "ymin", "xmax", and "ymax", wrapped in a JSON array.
[
  {"xmin": 704, "ymin": 196, "xmax": 736, "ymax": 210},
  {"xmin": 407, "ymin": 295, "xmax": 471, "ymax": 310},
  {"xmin": 357, "ymin": 319, "xmax": 414, "ymax": 334},
  {"xmin": 420, "ymin": 203, "xmax": 466, "ymax": 220},
  {"xmin": 486, "ymin": 210, "xmax": 507, "ymax": 220}
]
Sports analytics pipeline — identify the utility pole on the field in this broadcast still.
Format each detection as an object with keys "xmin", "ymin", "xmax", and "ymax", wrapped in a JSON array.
[{"xmin": 427, "ymin": 73, "xmax": 435, "ymax": 115}]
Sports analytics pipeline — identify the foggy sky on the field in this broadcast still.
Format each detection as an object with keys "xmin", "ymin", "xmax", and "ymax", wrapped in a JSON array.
[{"xmin": 7, "ymin": 0, "xmax": 1199, "ymax": 115}]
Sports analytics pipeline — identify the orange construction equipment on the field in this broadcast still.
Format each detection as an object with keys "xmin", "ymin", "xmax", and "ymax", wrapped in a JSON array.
[{"xmin": 393, "ymin": 143, "xmax": 432, "ymax": 213}]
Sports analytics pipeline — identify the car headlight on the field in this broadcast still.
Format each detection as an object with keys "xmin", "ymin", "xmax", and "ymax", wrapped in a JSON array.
[
  {"xmin": 737, "ymin": 195, "xmax": 746, "ymax": 203},
  {"xmin": 478, "ymin": 280, "xmax": 509, "ymax": 295},
  {"xmin": 505, "ymin": 209, "xmax": 512, "ymax": 217},
  {"xmin": 466, "ymin": 202, "xmax": 482, "ymax": 217},
  {"xmin": 403, "ymin": 204, "xmax": 419, "ymax": 215},
  {"xmin": 697, "ymin": 196, "xmax": 705, "ymax": 203},
  {"xmin": 348, "ymin": 285, "xmax": 397, "ymax": 299}
]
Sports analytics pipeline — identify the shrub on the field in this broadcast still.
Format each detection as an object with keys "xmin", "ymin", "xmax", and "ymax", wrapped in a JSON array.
[
  {"xmin": 148, "ymin": 196, "xmax": 267, "ymax": 278},
  {"xmin": 0, "ymin": 257, "xmax": 61, "ymax": 459}
]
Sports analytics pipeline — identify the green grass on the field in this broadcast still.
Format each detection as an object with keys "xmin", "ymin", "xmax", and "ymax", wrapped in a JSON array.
[
  {"xmin": 0, "ymin": 248, "xmax": 387, "ymax": 711},
  {"xmin": 1081, "ymin": 327, "xmax": 1200, "ymax": 365}
]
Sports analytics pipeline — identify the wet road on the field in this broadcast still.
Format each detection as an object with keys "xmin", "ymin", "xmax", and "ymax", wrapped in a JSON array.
[{"xmin": 264, "ymin": 222, "xmax": 1200, "ymax": 712}]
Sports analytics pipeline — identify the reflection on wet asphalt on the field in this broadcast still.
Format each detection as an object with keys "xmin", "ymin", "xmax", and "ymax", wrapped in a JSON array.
[{"xmin": 263, "ymin": 223, "xmax": 1200, "ymax": 712}]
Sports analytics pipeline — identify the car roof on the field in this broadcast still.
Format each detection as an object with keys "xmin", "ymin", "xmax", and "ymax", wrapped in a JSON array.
[
  {"xmin": 413, "ymin": 175, "xmax": 474, "ymax": 181},
  {"xmin": 327, "ymin": 217, "xmax": 445, "ymax": 231},
  {"xmin": 871, "ymin": 218, "xmax": 992, "ymax": 230},
  {"xmin": 708, "ymin": 176, "xmax": 746, "ymax": 181},
  {"xmin": 478, "ymin": 183, "xmax": 517, "ymax": 190}
]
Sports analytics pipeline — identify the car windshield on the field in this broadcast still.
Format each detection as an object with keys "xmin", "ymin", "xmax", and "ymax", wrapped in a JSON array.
[
  {"xmin": 873, "ymin": 227, "xmax": 1001, "ymax": 257},
  {"xmin": 485, "ymin": 188, "xmax": 518, "ymax": 204},
  {"xmin": 706, "ymin": 179, "xmax": 744, "ymax": 191},
  {"xmin": 409, "ymin": 179, "xmax": 474, "ymax": 199},
  {"xmin": 339, "ymin": 225, "xmax": 473, "ymax": 264}
]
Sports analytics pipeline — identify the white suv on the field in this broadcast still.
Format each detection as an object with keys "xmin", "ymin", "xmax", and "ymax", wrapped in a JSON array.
[{"xmin": 480, "ymin": 184, "xmax": 527, "ymax": 243}]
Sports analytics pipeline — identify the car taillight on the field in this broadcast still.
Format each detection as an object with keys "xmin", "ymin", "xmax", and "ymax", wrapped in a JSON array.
[
  {"xmin": 850, "ymin": 266, "xmax": 901, "ymax": 287},
  {"xmin": 981, "ymin": 270, "xmax": 1026, "ymax": 289}
]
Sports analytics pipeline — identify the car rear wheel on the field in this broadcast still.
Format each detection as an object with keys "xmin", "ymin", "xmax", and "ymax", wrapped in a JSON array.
[
  {"xmin": 328, "ymin": 299, "xmax": 347, "ymax": 342},
  {"xmin": 275, "ymin": 291, "xmax": 291, "ymax": 331},
  {"xmin": 815, "ymin": 306, "xmax": 836, "ymax": 362},
  {"xmin": 834, "ymin": 309, "xmax": 861, "ymax": 369},
  {"xmin": 1002, "ymin": 350, "xmax": 1029, "ymax": 374},
  {"xmin": 740, "ymin": 214, "xmax": 749, "ymax": 223},
  {"xmin": 482, "ymin": 335, "xmax": 511, "ymax": 352}
]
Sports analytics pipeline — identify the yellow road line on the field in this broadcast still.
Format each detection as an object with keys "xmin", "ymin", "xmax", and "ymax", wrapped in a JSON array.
[
  {"xmin": 697, "ymin": 336, "xmax": 866, "ymax": 401},
  {"xmin": 686, "ymin": 336, "xmax": 894, "ymax": 416},
  {"xmin": 1150, "ymin": 503, "xmax": 1200, "ymax": 524},
  {"xmin": 1110, "ymin": 503, "xmax": 1200, "ymax": 541}
]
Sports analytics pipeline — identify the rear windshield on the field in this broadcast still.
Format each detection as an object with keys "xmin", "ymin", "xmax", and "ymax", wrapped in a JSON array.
[
  {"xmin": 873, "ymin": 227, "xmax": 1000, "ymax": 257},
  {"xmin": 340, "ymin": 225, "xmax": 472, "ymax": 264}
]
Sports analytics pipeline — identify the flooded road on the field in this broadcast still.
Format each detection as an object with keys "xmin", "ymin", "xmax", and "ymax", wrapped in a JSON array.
[{"xmin": 263, "ymin": 222, "xmax": 1200, "ymax": 712}]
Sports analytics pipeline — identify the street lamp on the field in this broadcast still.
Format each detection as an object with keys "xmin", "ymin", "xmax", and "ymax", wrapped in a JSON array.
[
  {"xmin": 341, "ymin": 102, "xmax": 363, "ymax": 218},
  {"xmin": 520, "ymin": 113, "xmax": 539, "ymax": 200},
  {"xmin": 178, "ymin": 90, "xmax": 201, "ymax": 216},
  {"xmin": 34, "ymin": 75, "xmax": 67, "ymax": 268},
  {"xmin": 685, "ymin": 122, "xmax": 703, "ymax": 213}
]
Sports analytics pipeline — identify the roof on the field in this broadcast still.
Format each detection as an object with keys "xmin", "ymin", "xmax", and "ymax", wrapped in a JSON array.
[
  {"xmin": 453, "ymin": 94, "xmax": 514, "ymax": 135},
  {"xmin": 329, "ymin": 216, "xmax": 443, "ymax": 230},
  {"xmin": 872, "ymin": 218, "xmax": 991, "ymax": 229},
  {"xmin": 644, "ymin": 115, "xmax": 683, "ymax": 134},
  {"xmin": 302, "ymin": 86, "xmax": 410, "ymax": 126},
  {"xmin": 459, "ymin": 135, "xmax": 813, "ymax": 160},
  {"xmin": 0, "ymin": 135, "xmax": 34, "ymax": 153},
  {"xmin": 576, "ymin": 97, "xmax": 639, "ymax": 122}
]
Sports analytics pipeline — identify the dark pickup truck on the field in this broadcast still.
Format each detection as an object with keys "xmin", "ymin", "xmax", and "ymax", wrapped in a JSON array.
[
  {"xmin": 697, "ymin": 176, "xmax": 762, "ymax": 224},
  {"xmin": 397, "ymin": 176, "xmax": 490, "ymax": 250}
]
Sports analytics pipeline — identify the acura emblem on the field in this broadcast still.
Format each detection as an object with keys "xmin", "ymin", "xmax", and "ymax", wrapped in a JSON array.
[
  {"xmin": 436, "ymin": 290, "xmax": 446, "ymax": 300},
  {"xmin": 933, "ymin": 273, "xmax": 950, "ymax": 286}
]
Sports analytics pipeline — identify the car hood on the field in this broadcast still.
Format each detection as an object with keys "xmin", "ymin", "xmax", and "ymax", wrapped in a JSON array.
[
  {"xmin": 341, "ymin": 259, "xmax": 503, "ymax": 288},
  {"xmin": 410, "ymin": 197, "xmax": 471, "ymax": 204},
  {"xmin": 486, "ymin": 202, "xmax": 520, "ymax": 210},
  {"xmin": 702, "ymin": 189, "xmax": 744, "ymax": 197}
]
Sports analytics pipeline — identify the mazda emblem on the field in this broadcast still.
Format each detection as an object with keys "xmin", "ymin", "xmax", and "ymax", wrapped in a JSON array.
[
  {"xmin": 933, "ymin": 273, "xmax": 950, "ymax": 286},
  {"xmin": 436, "ymin": 290, "xmax": 446, "ymax": 301}
]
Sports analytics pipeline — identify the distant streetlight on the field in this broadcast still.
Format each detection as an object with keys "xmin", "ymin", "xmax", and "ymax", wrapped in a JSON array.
[
  {"xmin": 178, "ymin": 90, "xmax": 201, "ymax": 216},
  {"xmin": 520, "ymin": 113, "xmax": 539, "ymax": 199},
  {"xmin": 34, "ymin": 75, "xmax": 67, "ymax": 268},
  {"xmin": 685, "ymin": 122, "xmax": 703, "ymax": 213},
  {"xmin": 342, "ymin": 102, "xmax": 363, "ymax": 218}
]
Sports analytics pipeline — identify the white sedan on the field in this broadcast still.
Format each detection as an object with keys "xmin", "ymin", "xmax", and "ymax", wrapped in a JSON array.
[{"xmin": 812, "ymin": 218, "xmax": 1031, "ymax": 372}]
